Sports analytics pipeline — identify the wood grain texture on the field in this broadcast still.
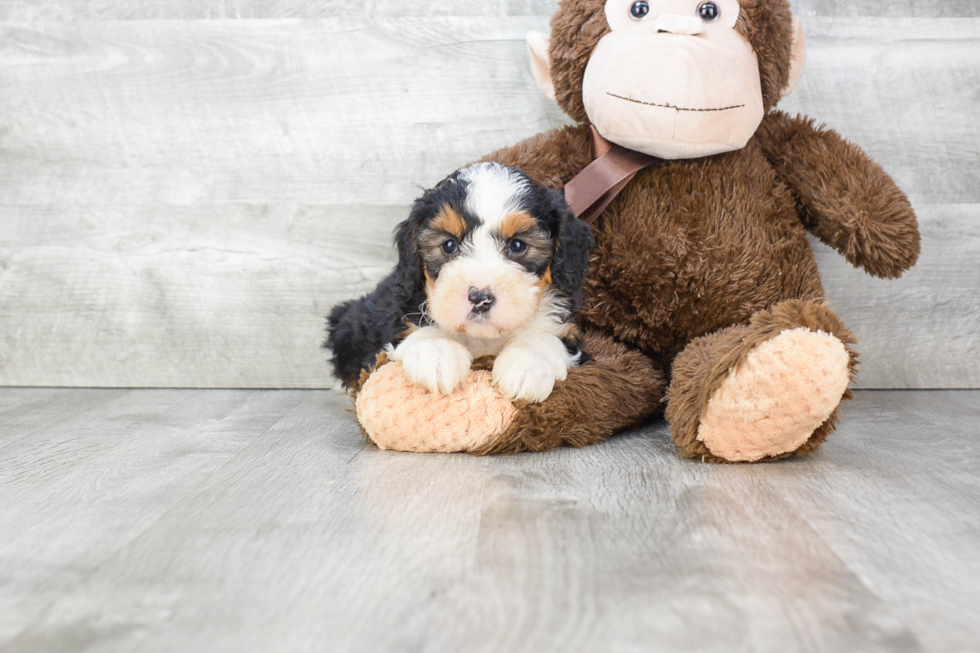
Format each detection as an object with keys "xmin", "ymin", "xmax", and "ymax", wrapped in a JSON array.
[
  {"xmin": 0, "ymin": 15, "xmax": 977, "ymax": 388},
  {"xmin": 0, "ymin": 205, "xmax": 398, "ymax": 388},
  {"xmin": 0, "ymin": 0, "xmax": 974, "ymax": 20},
  {"xmin": 0, "ymin": 389, "xmax": 977, "ymax": 652},
  {"xmin": 0, "ymin": 389, "xmax": 309, "ymax": 646},
  {"xmin": 815, "ymin": 205, "xmax": 980, "ymax": 389}
]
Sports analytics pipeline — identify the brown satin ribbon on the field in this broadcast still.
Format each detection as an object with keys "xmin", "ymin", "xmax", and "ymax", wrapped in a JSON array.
[{"xmin": 564, "ymin": 126, "xmax": 659, "ymax": 225}]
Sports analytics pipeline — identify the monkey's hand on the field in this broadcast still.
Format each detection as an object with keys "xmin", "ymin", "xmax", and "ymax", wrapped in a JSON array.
[{"xmin": 758, "ymin": 111, "xmax": 921, "ymax": 279}]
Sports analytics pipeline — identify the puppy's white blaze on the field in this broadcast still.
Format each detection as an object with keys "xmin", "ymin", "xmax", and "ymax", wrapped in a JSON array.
[
  {"xmin": 460, "ymin": 162, "xmax": 529, "ymax": 230},
  {"xmin": 462, "ymin": 221, "xmax": 508, "ymax": 274}
]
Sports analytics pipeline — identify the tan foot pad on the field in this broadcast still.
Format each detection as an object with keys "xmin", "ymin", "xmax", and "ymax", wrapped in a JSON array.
[
  {"xmin": 698, "ymin": 328, "xmax": 850, "ymax": 462},
  {"xmin": 355, "ymin": 362, "xmax": 517, "ymax": 453}
]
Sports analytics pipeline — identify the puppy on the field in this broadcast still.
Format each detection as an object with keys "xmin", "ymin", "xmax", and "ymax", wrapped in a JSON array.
[{"xmin": 326, "ymin": 162, "xmax": 594, "ymax": 402}]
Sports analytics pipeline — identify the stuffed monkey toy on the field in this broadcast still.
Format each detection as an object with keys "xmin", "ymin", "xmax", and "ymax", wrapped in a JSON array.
[{"xmin": 342, "ymin": 0, "xmax": 920, "ymax": 462}]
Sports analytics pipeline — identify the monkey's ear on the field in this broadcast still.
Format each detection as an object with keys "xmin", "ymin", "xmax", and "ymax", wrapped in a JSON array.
[
  {"xmin": 782, "ymin": 17, "xmax": 808, "ymax": 96},
  {"xmin": 527, "ymin": 31, "xmax": 557, "ymax": 102}
]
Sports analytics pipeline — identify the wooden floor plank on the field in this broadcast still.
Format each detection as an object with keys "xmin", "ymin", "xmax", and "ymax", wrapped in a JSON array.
[
  {"xmin": 0, "ymin": 16, "xmax": 977, "ymax": 389},
  {"xmin": 0, "ymin": 18, "xmax": 974, "ymax": 207},
  {"xmin": 773, "ymin": 392, "xmax": 980, "ymax": 652},
  {"xmin": 816, "ymin": 204, "xmax": 980, "ymax": 390},
  {"xmin": 0, "ymin": 0, "xmax": 972, "ymax": 21},
  {"xmin": 0, "ymin": 203, "xmax": 973, "ymax": 390},
  {"xmin": 0, "ymin": 388, "xmax": 78, "ymax": 422},
  {"xmin": 0, "ymin": 389, "xmax": 977, "ymax": 652},
  {"xmin": 0, "ymin": 204, "xmax": 400, "ymax": 389},
  {"xmin": 0, "ymin": 390, "xmax": 131, "ymax": 451},
  {"xmin": 0, "ymin": 389, "xmax": 309, "ymax": 647}
]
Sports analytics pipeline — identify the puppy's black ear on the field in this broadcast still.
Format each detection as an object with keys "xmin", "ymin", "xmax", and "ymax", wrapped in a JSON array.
[
  {"xmin": 551, "ymin": 193, "xmax": 595, "ymax": 297},
  {"xmin": 392, "ymin": 202, "xmax": 425, "ymax": 291}
]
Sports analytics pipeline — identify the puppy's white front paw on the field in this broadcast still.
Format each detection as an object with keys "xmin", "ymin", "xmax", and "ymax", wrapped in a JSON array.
[
  {"xmin": 394, "ymin": 336, "xmax": 473, "ymax": 395},
  {"xmin": 492, "ymin": 348, "xmax": 560, "ymax": 403}
]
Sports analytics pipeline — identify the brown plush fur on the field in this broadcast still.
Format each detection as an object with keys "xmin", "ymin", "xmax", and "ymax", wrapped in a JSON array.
[
  {"xmin": 474, "ymin": 332, "xmax": 666, "ymax": 454},
  {"xmin": 346, "ymin": 0, "xmax": 916, "ymax": 459},
  {"xmin": 549, "ymin": 0, "xmax": 610, "ymax": 124},
  {"xmin": 757, "ymin": 112, "xmax": 921, "ymax": 278},
  {"xmin": 665, "ymin": 300, "xmax": 858, "ymax": 462},
  {"xmin": 735, "ymin": 0, "xmax": 794, "ymax": 111},
  {"xmin": 464, "ymin": 0, "xmax": 919, "ymax": 461}
]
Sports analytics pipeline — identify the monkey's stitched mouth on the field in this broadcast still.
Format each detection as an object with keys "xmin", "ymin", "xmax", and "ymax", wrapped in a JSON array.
[{"xmin": 607, "ymin": 92, "xmax": 745, "ymax": 113}]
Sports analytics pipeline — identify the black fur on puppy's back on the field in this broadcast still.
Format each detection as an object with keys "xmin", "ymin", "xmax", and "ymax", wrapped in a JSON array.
[{"xmin": 325, "ymin": 211, "xmax": 428, "ymax": 389}]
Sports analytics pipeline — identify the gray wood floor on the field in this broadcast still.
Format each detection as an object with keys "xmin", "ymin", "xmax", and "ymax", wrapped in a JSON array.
[{"xmin": 1, "ymin": 389, "xmax": 977, "ymax": 652}]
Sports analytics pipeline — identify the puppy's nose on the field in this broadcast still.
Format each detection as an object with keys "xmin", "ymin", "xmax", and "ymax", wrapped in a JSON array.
[{"xmin": 468, "ymin": 287, "xmax": 495, "ymax": 314}]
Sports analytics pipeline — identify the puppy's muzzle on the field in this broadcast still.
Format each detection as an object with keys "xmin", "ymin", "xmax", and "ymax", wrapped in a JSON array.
[{"xmin": 468, "ymin": 287, "xmax": 495, "ymax": 314}]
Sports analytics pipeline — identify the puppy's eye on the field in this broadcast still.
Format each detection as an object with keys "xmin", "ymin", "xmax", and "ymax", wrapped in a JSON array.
[
  {"xmin": 508, "ymin": 239, "xmax": 528, "ymax": 255},
  {"xmin": 698, "ymin": 1, "xmax": 720, "ymax": 22},
  {"xmin": 630, "ymin": 0, "xmax": 650, "ymax": 20},
  {"xmin": 441, "ymin": 239, "xmax": 458, "ymax": 255}
]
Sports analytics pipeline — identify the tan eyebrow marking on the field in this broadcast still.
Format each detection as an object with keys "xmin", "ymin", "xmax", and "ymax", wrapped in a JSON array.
[
  {"xmin": 430, "ymin": 205, "xmax": 466, "ymax": 239},
  {"xmin": 499, "ymin": 211, "xmax": 539, "ymax": 240}
]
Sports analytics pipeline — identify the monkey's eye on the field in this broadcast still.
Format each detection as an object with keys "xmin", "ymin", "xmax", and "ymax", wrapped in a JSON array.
[
  {"xmin": 698, "ymin": 1, "xmax": 720, "ymax": 22},
  {"xmin": 630, "ymin": 0, "xmax": 650, "ymax": 20},
  {"xmin": 441, "ymin": 239, "xmax": 458, "ymax": 255},
  {"xmin": 508, "ymin": 239, "xmax": 528, "ymax": 255}
]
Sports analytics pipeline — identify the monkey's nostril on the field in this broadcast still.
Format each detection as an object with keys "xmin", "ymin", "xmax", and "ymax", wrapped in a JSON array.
[{"xmin": 468, "ymin": 287, "xmax": 495, "ymax": 314}]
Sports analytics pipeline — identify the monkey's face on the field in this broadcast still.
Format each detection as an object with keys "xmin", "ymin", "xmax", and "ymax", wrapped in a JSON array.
[{"xmin": 582, "ymin": 0, "xmax": 764, "ymax": 159}]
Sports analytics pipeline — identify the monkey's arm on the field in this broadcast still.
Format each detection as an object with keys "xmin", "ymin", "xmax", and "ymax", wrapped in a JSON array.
[
  {"xmin": 476, "ymin": 124, "xmax": 593, "ymax": 191},
  {"xmin": 757, "ymin": 111, "xmax": 920, "ymax": 279}
]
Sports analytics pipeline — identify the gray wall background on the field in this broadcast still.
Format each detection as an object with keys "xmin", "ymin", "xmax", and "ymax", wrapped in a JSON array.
[{"xmin": 0, "ymin": 1, "xmax": 977, "ymax": 389}]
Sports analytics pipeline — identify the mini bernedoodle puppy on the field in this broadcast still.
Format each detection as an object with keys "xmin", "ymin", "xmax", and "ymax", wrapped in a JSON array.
[{"xmin": 326, "ymin": 162, "xmax": 595, "ymax": 402}]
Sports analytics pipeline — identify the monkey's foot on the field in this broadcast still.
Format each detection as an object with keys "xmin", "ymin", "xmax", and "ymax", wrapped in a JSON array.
[
  {"xmin": 698, "ymin": 327, "xmax": 851, "ymax": 462},
  {"xmin": 667, "ymin": 300, "xmax": 859, "ymax": 463}
]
